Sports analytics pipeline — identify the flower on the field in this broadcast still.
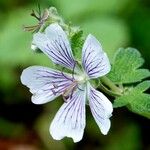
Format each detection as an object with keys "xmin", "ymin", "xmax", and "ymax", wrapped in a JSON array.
[{"xmin": 21, "ymin": 23, "xmax": 113, "ymax": 142}]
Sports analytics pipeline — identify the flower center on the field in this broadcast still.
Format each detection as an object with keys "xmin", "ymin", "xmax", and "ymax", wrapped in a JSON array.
[
  {"xmin": 75, "ymin": 73, "xmax": 88, "ymax": 84},
  {"xmin": 77, "ymin": 76, "xmax": 85, "ymax": 82}
]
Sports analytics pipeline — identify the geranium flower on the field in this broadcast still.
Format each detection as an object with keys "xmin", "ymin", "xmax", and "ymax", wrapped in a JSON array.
[{"xmin": 21, "ymin": 23, "xmax": 113, "ymax": 142}]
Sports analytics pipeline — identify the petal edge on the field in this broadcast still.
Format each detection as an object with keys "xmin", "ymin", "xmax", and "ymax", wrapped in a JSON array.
[
  {"xmin": 33, "ymin": 23, "xmax": 76, "ymax": 70},
  {"xmin": 87, "ymin": 83, "xmax": 113, "ymax": 135},
  {"xmin": 82, "ymin": 34, "xmax": 111, "ymax": 78},
  {"xmin": 50, "ymin": 87, "xmax": 86, "ymax": 142},
  {"xmin": 21, "ymin": 66, "xmax": 74, "ymax": 104}
]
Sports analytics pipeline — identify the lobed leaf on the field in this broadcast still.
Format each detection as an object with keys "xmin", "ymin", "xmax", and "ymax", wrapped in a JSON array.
[
  {"xmin": 114, "ymin": 81, "xmax": 150, "ymax": 118},
  {"xmin": 108, "ymin": 48, "xmax": 150, "ymax": 84}
]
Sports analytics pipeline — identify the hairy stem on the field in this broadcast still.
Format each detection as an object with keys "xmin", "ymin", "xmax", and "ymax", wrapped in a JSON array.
[
  {"xmin": 100, "ymin": 76, "xmax": 123, "ymax": 95},
  {"xmin": 98, "ymin": 83, "xmax": 122, "ymax": 97}
]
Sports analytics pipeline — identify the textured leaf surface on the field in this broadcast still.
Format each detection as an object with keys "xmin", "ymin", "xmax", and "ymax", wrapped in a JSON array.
[
  {"xmin": 108, "ymin": 48, "xmax": 150, "ymax": 84},
  {"xmin": 71, "ymin": 30, "xmax": 84, "ymax": 61},
  {"xmin": 114, "ymin": 81, "xmax": 150, "ymax": 118}
]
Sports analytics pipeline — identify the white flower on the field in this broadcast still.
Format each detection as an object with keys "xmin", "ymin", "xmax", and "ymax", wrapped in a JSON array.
[{"xmin": 21, "ymin": 23, "xmax": 113, "ymax": 142}]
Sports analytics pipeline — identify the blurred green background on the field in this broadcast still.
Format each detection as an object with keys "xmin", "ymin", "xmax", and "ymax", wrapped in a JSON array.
[{"xmin": 0, "ymin": 0, "xmax": 150, "ymax": 150}]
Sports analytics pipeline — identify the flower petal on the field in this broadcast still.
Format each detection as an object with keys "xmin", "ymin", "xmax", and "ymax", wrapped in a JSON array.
[
  {"xmin": 32, "ymin": 23, "xmax": 76, "ymax": 70},
  {"xmin": 82, "ymin": 34, "xmax": 111, "ymax": 78},
  {"xmin": 50, "ymin": 86, "xmax": 86, "ymax": 142},
  {"xmin": 21, "ymin": 66, "xmax": 74, "ymax": 104},
  {"xmin": 87, "ymin": 83, "xmax": 113, "ymax": 135}
]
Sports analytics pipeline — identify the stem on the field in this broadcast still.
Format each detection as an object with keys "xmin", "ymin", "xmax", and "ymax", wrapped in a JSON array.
[
  {"xmin": 100, "ymin": 76, "xmax": 123, "ymax": 94},
  {"xmin": 98, "ymin": 83, "xmax": 122, "ymax": 97}
]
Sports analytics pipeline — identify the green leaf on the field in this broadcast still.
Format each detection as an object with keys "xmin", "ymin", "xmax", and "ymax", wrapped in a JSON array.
[
  {"xmin": 108, "ymin": 48, "xmax": 150, "ymax": 84},
  {"xmin": 70, "ymin": 30, "xmax": 84, "ymax": 62},
  {"xmin": 114, "ymin": 81, "xmax": 150, "ymax": 118}
]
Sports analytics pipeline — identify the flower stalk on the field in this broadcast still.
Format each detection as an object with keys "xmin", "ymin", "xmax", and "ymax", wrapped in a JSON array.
[{"xmin": 100, "ymin": 76, "xmax": 123, "ymax": 96}]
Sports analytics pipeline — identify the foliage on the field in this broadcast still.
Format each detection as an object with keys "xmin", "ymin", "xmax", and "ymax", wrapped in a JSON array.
[
  {"xmin": 106, "ymin": 48, "xmax": 150, "ymax": 118},
  {"xmin": 70, "ymin": 30, "xmax": 84, "ymax": 61},
  {"xmin": 108, "ymin": 48, "xmax": 150, "ymax": 84},
  {"xmin": 114, "ymin": 81, "xmax": 150, "ymax": 118}
]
